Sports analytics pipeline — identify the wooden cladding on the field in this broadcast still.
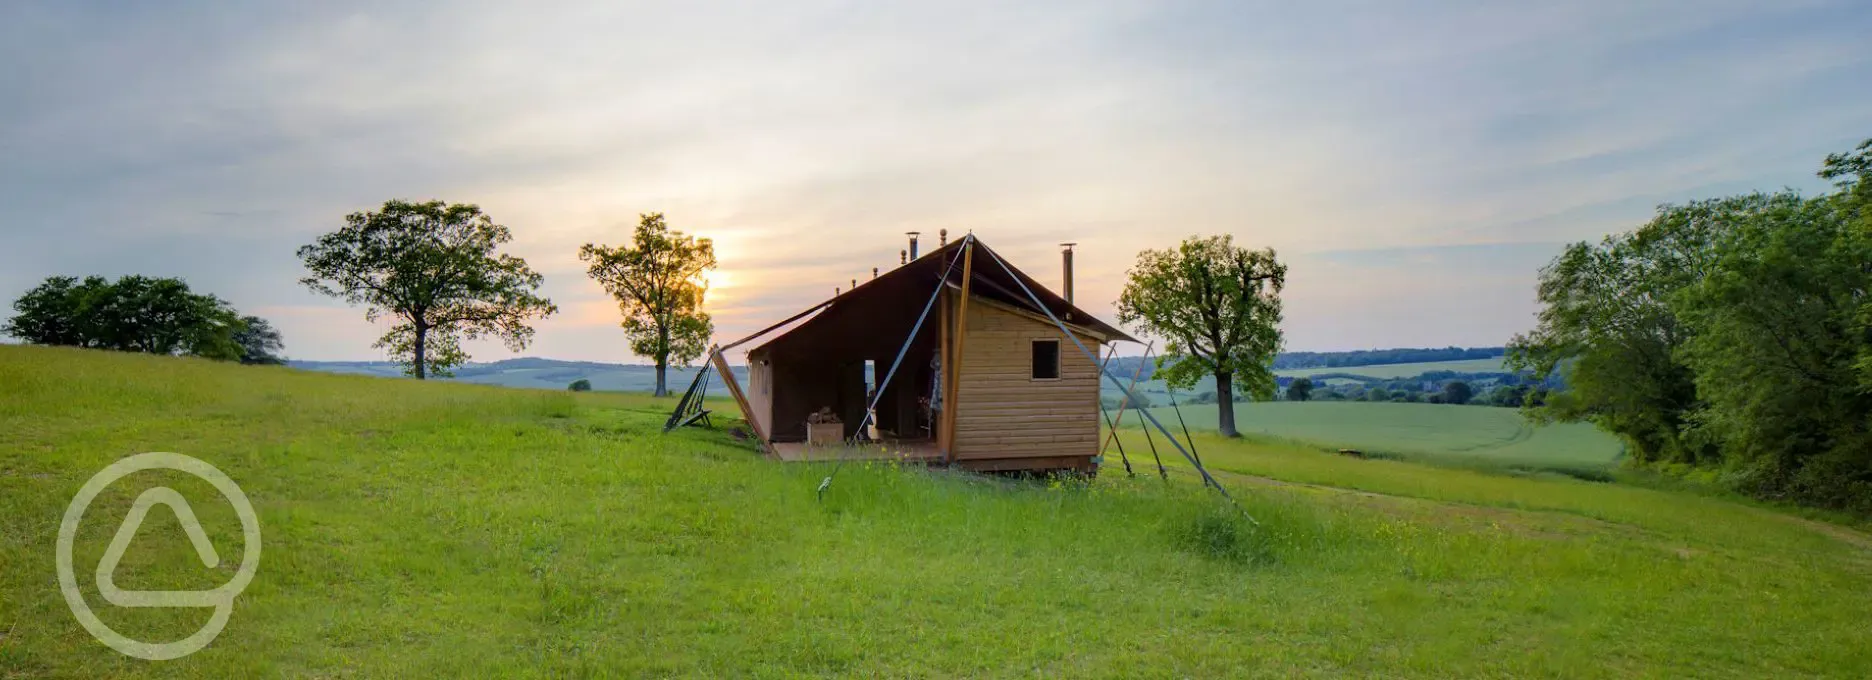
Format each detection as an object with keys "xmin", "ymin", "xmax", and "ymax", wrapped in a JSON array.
[{"xmin": 951, "ymin": 300, "xmax": 1101, "ymax": 460}]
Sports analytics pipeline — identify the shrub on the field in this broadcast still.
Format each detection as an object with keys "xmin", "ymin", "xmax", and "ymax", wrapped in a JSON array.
[
  {"xmin": 1441, "ymin": 380, "xmax": 1474, "ymax": 405},
  {"xmin": 1171, "ymin": 509, "xmax": 1276, "ymax": 565}
]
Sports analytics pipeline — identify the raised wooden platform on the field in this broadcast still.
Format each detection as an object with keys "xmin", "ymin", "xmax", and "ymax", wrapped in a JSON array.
[
  {"xmin": 769, "ymin": 439, "xmax": 1094, "ymax": 473},
  {"xmin": 771, "ymin": 439, "xmax": 944, "ymax": 463}
]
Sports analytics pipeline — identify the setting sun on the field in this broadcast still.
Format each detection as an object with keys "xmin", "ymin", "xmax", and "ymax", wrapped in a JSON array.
[{"xmin": 705, "ymin": 270, "xmax": 736, "ymax": 292}]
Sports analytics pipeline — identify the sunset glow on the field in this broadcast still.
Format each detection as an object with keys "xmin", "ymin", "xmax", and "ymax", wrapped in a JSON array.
[{"xmin": 3, "ymin": 2, "xmax": 1867, "ymax": 363}]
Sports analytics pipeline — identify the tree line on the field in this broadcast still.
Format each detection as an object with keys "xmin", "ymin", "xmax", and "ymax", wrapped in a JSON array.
[
  {"xmin": 1272, "ymin": 346, "xmax": 1504, "ymax": 370},
  {"xmin": 1135, "ymin": 371, "xmax": 1542, "ymax": 408},
  {"xmin": 1106, "ymin": 346, "xmax": 1508, "ymax": 384},
  {"xmin": 4, "ymin": 275, "xmax": 283, "ymax": 364},
  {"xmin": 6, "ymin": 203, "xmax": 716, "ymax": 396},
  {"xmin": 1278, "ymin": 370, "xmax": 1558, "ymax": 406},
  {"xmin": 1510, "ymin": 138, "xmax": 1872, "ymax": 513}
]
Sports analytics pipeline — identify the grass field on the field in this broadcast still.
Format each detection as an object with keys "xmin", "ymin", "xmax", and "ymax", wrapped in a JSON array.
[
  {"xmin": 4, "ymin": 346, "xmax": 1871, "ymax": 677},
  {"xmin": 1100, "ymin": 357, "xmax": 1600, "ymax": 474},
  {"xmin": 1122, "ymin": 401, "xmax": 1623, "ymax": 474},
  {"xmin": 1104, "ymin": 357, "xmax": 1511, "ymax": 401}
]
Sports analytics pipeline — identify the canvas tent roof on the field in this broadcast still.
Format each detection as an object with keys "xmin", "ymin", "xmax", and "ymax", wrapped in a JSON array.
[{"xmin": 732, "ymin": 237, "xmax": 1136, "ymax": 356}]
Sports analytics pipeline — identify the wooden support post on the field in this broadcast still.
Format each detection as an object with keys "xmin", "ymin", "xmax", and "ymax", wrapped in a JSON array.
[
  {"xmin": 710, "ymin": 347, "xmax": 773, "ymax": 457},
  {"xmin": 936, "ymin": 286, "xmax": 950, "ymax": 448},
  {"xmin": 941, "ymin": 241, "xmax": 975, "ymax": 463}
]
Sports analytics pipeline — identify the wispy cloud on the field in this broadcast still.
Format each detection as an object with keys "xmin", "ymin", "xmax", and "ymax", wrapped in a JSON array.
[{"xmin": 3, "ymin": 1, "xmax": 1869, "ymax": 361}]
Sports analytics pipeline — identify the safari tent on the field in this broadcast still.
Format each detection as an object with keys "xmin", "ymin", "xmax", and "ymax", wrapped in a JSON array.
[{"xmin": 704, "ymin": 234, "xmax": 1135, "ymax": 473}]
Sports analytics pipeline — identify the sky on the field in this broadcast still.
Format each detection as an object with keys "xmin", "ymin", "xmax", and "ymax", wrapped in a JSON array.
[{"xmin": 4, "ymin": 1, "xmax": 1870, "ymax": 363}]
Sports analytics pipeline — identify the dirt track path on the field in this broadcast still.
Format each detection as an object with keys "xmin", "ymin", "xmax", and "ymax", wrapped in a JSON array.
[{"xmin": 1185, "ymin": 461, "xmax": 1872, "ymax": 560}]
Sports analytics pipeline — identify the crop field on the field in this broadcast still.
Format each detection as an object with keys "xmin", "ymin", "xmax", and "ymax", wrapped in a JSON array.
[
  {"xmin": 3, "ymin": 346, "xmax": 1869, "ymax": 678},
  {"xmin": 1118, "ymin": 401, "xmax": 1622, "ymax": 473}
]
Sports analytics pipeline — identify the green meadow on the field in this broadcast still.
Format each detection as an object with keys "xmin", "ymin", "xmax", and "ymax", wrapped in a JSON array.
[
  {"xmin": 3, "ymin": 346, "xmax": 1870, "ymax": 678},
  {"xmin": 1099, "ymin": 356, "xmax": 1619, "ymax": 474},
  {"xmin": 1123, "ymin": 401, "xmax": 1623, "ymax": 475}
]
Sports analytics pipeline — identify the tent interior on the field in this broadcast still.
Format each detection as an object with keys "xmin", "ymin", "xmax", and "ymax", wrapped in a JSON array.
[{"xmin": 747, "ymin": 270, "xmax": 945, "ymax": 444}]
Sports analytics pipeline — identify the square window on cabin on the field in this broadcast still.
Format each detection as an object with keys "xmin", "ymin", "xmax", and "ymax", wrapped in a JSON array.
[{"xmin": 1031, "ymin": 340, "xmax": 1060, "ymax": 380}]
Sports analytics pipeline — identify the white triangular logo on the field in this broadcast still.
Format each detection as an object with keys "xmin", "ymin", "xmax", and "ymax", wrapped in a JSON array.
[{"xmin": 95, "ymin": 487, "xmax": 221, "ymax": 607}]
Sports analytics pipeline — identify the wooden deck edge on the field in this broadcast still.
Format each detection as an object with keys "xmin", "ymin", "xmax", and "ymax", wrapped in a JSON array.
[{"xmin": 954, "ymin": 455, "xmax": 1097, "ymax": 473}]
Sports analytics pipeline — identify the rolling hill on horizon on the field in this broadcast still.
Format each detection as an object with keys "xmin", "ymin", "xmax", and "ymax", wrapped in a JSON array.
[
  {"xmin": 288, "ymin": 357, "xmax": 745, "ymax": 393},
  {"xmin": 290, "ymin": 346, "xmax": 1510, "ymax": 392}
]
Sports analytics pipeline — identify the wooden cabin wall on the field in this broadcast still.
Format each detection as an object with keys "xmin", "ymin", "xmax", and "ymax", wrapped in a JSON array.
[{"xmin": 951, "ymin": 301, "xmax": 1102, "ymax": 461}]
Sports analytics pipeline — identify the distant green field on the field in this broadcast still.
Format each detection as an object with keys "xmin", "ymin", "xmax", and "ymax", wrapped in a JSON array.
[
  {"xmin": 1094, "ymin": 358, "xmax": 1612, "ymax": 473},
  {"xmin": 1102, "ymin": 357, "xmax": 1512, "ymax": 401},
  {"xmin": 1117, "ymin": 401, "xmax": 1622, "ymax": 471}
]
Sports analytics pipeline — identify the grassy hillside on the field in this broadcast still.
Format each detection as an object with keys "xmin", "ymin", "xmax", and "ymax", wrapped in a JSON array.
[
  {"xmin": 4, "ymin": 346, "xmax": 1871, "ymax": 677},
  {"xmin": 1125, "ymin": 401, "xmax": 1623, "ymax": 474}
]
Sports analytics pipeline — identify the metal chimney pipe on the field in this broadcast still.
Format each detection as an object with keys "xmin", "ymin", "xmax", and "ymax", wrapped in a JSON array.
[
  {"xmin": 906, "ymin": 231, "xmax": 920, "ymax": 260},
  {"xmin": 939, "ymin": 228, "xmax": 948, "ymax": 246},
  {"xmin": 900, "ymin": 249, "xmax": 907, "ymax": 265},
  {"xmin": 872, "ymin": 267, "xmax": 879, "ymax": 279},
  {"xmin": 1061, "ymin": 243, "xmax": 1077, "ymax": 304}
]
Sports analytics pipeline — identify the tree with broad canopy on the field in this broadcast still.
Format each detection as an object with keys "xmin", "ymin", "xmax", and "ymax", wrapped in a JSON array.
[
  {"xmin": 1117, "ymin": 235, "xmax": 1285, "ymax": 437},
  {"xmin": 297, "ymin": 200, "xmax": 556, "ymax": 379},
  {"xmin": 579, "ymin": 213, "xmax": 716, "ymax": 397}
]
